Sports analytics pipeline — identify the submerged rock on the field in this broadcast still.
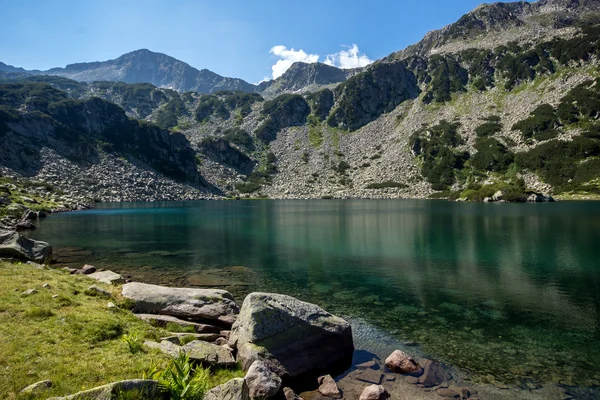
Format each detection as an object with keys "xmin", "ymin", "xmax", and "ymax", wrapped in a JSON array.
[
  {"xmin": 0, "ymin": 229, "xmax": 52, "ymax": 264},
  {"xmin": 384, "ymin": 350, "xmax": 420, "ymax": 374},
  {"xmin": 122, "ymin": 282, "xmax": 239, "ymax": 324},
  {"xmin": 229, "ymin": 292, "xmax": 354, "ymax": 379}
]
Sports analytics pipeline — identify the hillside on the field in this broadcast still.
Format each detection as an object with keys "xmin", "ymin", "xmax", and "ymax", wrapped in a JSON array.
[{"xmin": 1, "ymin": 0, "xmax": 600, "ymax": 202}]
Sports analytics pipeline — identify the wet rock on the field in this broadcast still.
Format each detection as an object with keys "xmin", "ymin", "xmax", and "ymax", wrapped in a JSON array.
[
  {"xmin": 245, "ymin": 360, "xmax": 282, "ymax": 400},
  {"xmin": 134, "ymin": 313, "xmax": 221, "ymax": 333},
  {"xmin": 88, "ymin": 270, "xmax": 124, "ymax": 285},
  {"xmin": 359, "ymin": 384, "xmax": 389, "ymax": 400},
  {"xmin": 183, "ymin": 340, "xmax": 236, "ymax": 367},
  {"xmin": 419, "ymin": 361, "xmax": 451, "ymax": 387},
  {"xmin": 0, "ymin": 230, "xmax": 52, "ymax": 263},
  {"xmin": 20, "ymin": 380, "xmax": 53, "ymax": 394},
  {"xmin": 384, "ymin": 350, "xmax": 420, "ymax": 374},
  {"xmin": 205, "ymin": 378, "xmax": 250, "ymax": 400},
  {"xmin": 356, "ymin": 360, "xmax": 378, "ymax": 369},
  {"xmin": 384, "ymin": 374, "xmax": 396, "ymax": 382},
  {"xmin": 24, "ymin": 210, "xmax": 38, "ymax": 220},
  {"xmin": 356, "ymin": 368, "xmax": 383, "ymax": 385},
  {"xmin": 318, "ymin": 375, "xmax": 341, "ymax": 398},
  {"xmin": 16, "ymin": 220, "xmax": 36, "ymax": 230},
  {"xmin": 122, "ymin": 282, "xmax": 239, "ymax": 324},
  {"xmin": 230, "ymin": 292, "xmax": 353, "ymax": 378}
]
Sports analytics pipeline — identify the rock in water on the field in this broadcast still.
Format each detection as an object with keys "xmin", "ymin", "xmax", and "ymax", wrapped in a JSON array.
[
  {"xmin": 245, "ymin": 360, "xmax": 282, "ymax": 400},
  {"xmin": 205, "ymin": 378, "xmax": 250, "ymax": 400},
  {"xmin": 229, "ymin": 292, "xmax": 354, "ymax": 379},
  {"xmin": 0, "ymin": 230, "xmax": 52, "ymax": 263},
  {"xmin": 384, "ymin": 350, "xmax": 420, "ymax": 373},
  {"xmin": 359, "ymin": 385, "xmax": 389, "ymax": 400},
  {"xmin": 122, "ymin": 282, "xmax": 239, "ymax": 324}
]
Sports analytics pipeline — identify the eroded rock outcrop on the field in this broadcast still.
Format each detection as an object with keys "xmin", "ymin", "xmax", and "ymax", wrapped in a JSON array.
[
  {"xmin": 122, "ymin": 282, "xmax": 239, "ymax": 325},
  {"xmin": 0, "ymin": 229, "xmax": 52, "ymax": 263}
]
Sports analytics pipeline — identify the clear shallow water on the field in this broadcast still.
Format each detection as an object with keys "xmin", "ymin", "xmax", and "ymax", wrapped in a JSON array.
[{"xmin": 30, "ymin": 200, "xmax": 600, "ymax": 389}]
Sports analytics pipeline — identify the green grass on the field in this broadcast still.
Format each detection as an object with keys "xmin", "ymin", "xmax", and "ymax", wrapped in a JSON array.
[
  {"xmin": 0, "ymin": 262, "xmax": 170, "ymax": 399},
  {"xmin": 365, "ymin": 181, "xmax": 408, "ymax": 189},
  {"xmin": 0, "ymin": 261, "xmax": 246, "ymax": 399}
]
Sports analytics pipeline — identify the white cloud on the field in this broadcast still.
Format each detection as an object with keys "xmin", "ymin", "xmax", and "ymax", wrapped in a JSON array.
[
  {"xmin": 267, "ymin": 44, "xmax": 373, "ymax": 80},
  {"xmin": 325, "ymin": 44, "xmax": 373, "ymax": 69},
  {"xmin": 269, "ymin": 45, "xmax": 319, "ymax": 79}
]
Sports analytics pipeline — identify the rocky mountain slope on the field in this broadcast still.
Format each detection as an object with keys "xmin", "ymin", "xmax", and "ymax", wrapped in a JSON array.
[
  {"xmin": 10, "ymin": 49, "xmax": 256, "ymax": 94},
  {"xmin": 1, "ymin": 0, "xmax": 600, "ymax": 202}
]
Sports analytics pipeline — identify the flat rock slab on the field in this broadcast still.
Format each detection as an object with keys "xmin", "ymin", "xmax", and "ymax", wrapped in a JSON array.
[
  {"xmin": 134, "ymin": 313, "xmax": 221, "ymax": 333},
  {"xmin": 183, "ymin": 340, "xmax": 236, "ymax": 367},
  {"xmin": 47, "ymin": 379, "xmax": 160, "ymax": 400},
  {"xmin": 356, "ymin": 368, "xmax": 383, "ymax": 385},
  {"xmin": 161, "ymin": 333, "xmax": 221, "ymax": 343},
  {"xmin": 87, "ymin": 270, "xmax": 124, "ymax": 285},
  {"xmin": 145, "ymin": 340, "xmax": 182, "ymax": 357},
  {"xmin": 122, "ymin": 282, "xmax": 239, "ymax": 325}
]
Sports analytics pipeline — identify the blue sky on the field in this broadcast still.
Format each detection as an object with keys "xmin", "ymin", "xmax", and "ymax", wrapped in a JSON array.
[{"xmin": 1, "ymin": 0, "xmax": 521, "ymax": 83}]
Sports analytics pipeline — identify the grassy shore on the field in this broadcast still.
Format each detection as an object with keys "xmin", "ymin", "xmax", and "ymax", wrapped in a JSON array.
[{"xmin": 0, "ymin": 261, "xmax": 242, "ymax": 399}]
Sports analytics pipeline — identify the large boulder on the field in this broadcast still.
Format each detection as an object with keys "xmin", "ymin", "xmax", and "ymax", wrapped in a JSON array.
[
  {"xmin": 122, "ymin": 282, "xmax": 239, "ymax": 325},
  {"xmin": 0, "ymin": 229, "xmax": 52, "ymax": 263},
  {"xmin": 230, "ymin": 292, "xmax": 354, "ymax": 379},
  {"xmin": 205, "ymin": 378, "xmax": 250, "ymax": 400}
]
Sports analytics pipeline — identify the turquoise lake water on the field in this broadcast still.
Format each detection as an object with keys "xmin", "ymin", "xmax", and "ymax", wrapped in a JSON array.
[{"xmin": 30, "ymin": 199, "xmax": 600, "ymax": 390}]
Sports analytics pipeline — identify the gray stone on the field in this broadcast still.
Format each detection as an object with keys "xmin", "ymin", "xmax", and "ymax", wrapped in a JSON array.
[
  {"xmin": 42, "ymin": 283, "xmax": 51, "ymax": 289},
  {"xmin": 356, "ymin": 368, "xmax": 383, "ymax": 385},
  {"xmin": 245, "ymin": 360, "xmax": 282, "ymax": 400},
  {"xmin": 359, "ymin": 384, "xmax": 389, "ymax": 400},
  {"xmin": 46, "ymin": 379, "xmax": 160, "ymax": 400},
  {"xmin": 20, "ymin": 289, "xmax": 37, "ymax": 296},
  {"xmin": 87, "ymin": 270, "xmax": 124, "ymax": 285},
  {"xmin": 419, "ymin": 361, "xmax": 451, "ymax": 387},
  {"xmin": 0, "ymin": 230, "xmax": 52, "ymax": 264},
  {"xmin": 107, "ymin": 302, "xmax": 117, "ymax": 309},
  {"xmin": 85, "ymin": 285, "xmax": 111, "ymax": 298},
  {"xmin": 20, "ymin": 379, "xmax": 52, "ymax": 394},
  {"xmin": 144, "ymin": 340, "xmax": 183, "ymax": 357},
  {"xmin": 356, "ymin": 360, "xmax": 378, "ymax": 369},
  {"xmin": 318, "ymin": 375, "xmax": 341, "ymax": 398},
  {"xmin": 205, "ymin": 378, "xmax": 250, "ymax": 400},
  {"xmin": 230, "ymin": 292, "xmax": 353, "ymax": 378},
  {"xmin": 81, "ymin": 264, "xmax": 97, "ymax": 274},
  {"xmin": 134, "ymin": 313, "xmax": 222, "ymax": 333},
  {"xmin": 183, "ymin": 340, "xmax": 236, "ymax": 367},
  {"xmin": 161, "ymin": 333, "xmax": 221, "ymax": 343},
  {"xmin": 122, "ymin": 282, "xmax": 239, "ymax": 324},
  {"xmin": 436, "ymin": 388, "xmax": 459, "ymax": 398}
]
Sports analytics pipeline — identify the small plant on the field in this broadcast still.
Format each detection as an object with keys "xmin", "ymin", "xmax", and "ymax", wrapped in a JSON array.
[
  {"xmin": 24, "ymin": 307, "xmax": 54, "ymax": 319},
  {"xmin": 122, "ymin": 332, "xmax": 144, "ymax": 354},
  {"xmin": 149, "ymin": 353, "xmax": 210, "ymax": 400}
]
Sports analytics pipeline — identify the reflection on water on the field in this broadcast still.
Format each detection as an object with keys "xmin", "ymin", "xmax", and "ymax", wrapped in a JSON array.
[{"xmin": 30, "ymin": 200, "xmax": 600, "ymax": 388}]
